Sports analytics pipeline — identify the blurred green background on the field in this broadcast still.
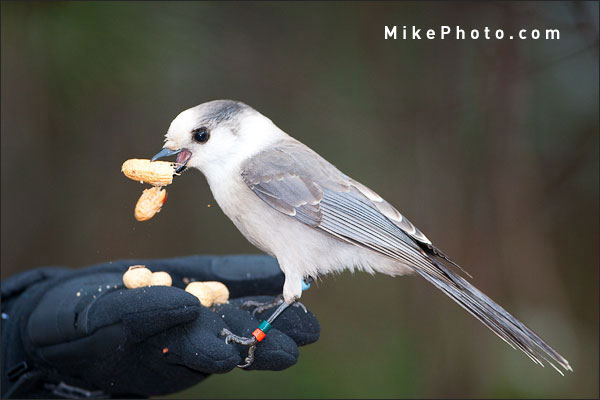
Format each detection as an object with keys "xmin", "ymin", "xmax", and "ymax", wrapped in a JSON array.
[{"xmin": 1, "ymin": 1, "xmax": 598, "ymax": 398}]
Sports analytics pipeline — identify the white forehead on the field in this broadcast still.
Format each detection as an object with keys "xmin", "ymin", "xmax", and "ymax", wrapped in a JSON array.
[{"xmin": 167, "ymin": 108, "xmax": 198, "ymax": 136}]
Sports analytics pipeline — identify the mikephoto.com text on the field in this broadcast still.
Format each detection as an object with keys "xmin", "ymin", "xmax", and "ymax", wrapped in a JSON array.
[{"xmin": 385, "ymin": 25, "xmax": 561, "ymax": 40}]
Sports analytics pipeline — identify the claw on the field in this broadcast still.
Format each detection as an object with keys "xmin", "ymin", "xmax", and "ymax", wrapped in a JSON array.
[
  {"xmin": 293, "ymin": 301, "xmax": 308, "ymax": 313},
  {"xmin": 238, "ymin": 343, "xmax": 257, "ymax": 368},
  {"xmin": 220, "ymin": 328, "xmax": 258, "ymax": 368},
  {"xmin": 242, "ymin": 296, "xmax": 284, "ymax": 317}
]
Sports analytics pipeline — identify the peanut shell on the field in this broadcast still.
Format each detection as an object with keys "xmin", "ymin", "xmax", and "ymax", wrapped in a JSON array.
[
  {"xmin": 122, "ymin": 159, "xmax": 175, "ymax": 186},
  {"xmin": 150, "ymin": 271, "xmax": 172, "ymax": 286},
  {"xmin": 134, "ymin": 186, "xmax": 167, "ymax": 221},
  {"xmin": 185, "ymin": 281, "xmax": 230, "ymax": 307},
  {"xmin": 123, "ymin": 265, "xmax": 152, "ymax": 288},
  {"xmin": 201, "ymin": 281, "xmax": 230, "ymax": 305}
]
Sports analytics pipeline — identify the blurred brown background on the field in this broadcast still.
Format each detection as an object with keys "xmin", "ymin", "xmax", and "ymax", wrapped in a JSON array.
[{"xmin": 1, "ymin": 1, "xmax": 598, "ymax": 398}]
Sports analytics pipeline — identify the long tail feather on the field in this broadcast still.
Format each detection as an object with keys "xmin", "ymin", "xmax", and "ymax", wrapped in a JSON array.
[{"xmin": 414, "ymin": 254, "xmax": 572, "ymax": 374}]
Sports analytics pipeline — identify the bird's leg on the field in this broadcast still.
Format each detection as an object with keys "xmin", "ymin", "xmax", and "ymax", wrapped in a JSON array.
[{"xmin": 220, "ymin": 278, "xmax": 313, "ymax": 368}]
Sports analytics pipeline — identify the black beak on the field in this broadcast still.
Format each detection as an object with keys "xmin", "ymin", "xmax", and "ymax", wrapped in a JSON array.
[
  {"xmin": 151, "ymin": 148, "xmax": 181, "ymax": 161},
  {"xmin": 151, "ymin": 148, "xmax": 190, "ymax": 173}
]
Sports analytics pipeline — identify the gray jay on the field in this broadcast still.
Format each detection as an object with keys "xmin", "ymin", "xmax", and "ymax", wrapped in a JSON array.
[{"xmin": 152, "ymin": 99, "xmax": 571, "ymax": 373}]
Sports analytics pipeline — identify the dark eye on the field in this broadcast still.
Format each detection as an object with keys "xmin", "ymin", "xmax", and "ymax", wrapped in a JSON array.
[{"xmin": 192, "ymin": 127, "xmax": 210, "ymax": 143}]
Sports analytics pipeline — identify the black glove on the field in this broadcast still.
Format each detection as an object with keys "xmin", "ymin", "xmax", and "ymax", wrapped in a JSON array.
[{"xmin": 1, "ymin": 255, "xmax": 320, "ymax": 398}]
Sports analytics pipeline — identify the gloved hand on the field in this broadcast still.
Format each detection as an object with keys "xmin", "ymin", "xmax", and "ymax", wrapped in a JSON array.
[{"xmin": 1, "ymin": 255, "xmax": 320, "ymax": 398}]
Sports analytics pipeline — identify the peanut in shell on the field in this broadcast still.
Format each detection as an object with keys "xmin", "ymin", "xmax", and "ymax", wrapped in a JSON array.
[{"xmin": 122, "ymin": 159, "xmax": 175, "ymax": 186}]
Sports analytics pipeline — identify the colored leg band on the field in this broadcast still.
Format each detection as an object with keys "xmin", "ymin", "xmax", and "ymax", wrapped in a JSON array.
[
  {"xmin": 302, "ymin": 280, "xmax": 311, "ymax": 291},
  {"xmin": 252, "ymin": 329, "xmax": 266, "ymax": 341},
  {"xmin": 252, "ymin": 320, "xmax": 272, "ymax": 342}
]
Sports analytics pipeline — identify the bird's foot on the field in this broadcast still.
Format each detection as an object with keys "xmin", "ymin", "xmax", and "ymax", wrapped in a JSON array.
[
  {"xmin": 220, "ymin": 328, "xmax": 258, "ymax": 368},
  {"xmin": 224, "ymin": 296, "xmax": 306, "ymax": 369},
  {"xmin": 243, "ymin": 294, "xmax": 307, "ymax": 317}
]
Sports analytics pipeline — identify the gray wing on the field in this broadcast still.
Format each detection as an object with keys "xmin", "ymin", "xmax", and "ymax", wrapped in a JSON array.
[
  {"xmin": 240, "ymin": 139, "xmax": 572, "ymax": 374},
  {"xmin": 241, "ymin": 139, "xmax": 431, "ymax": 245}
]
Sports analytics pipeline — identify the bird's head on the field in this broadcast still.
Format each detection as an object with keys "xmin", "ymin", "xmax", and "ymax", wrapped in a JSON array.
[{"xmin": 152, "ymin": 100, "xmax": 283, "ymax": 175}]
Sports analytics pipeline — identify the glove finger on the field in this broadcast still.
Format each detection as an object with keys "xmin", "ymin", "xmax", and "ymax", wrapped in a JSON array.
[
  {"xmin": 27, "ymin": 270, "xmax": 201, "ymax": 349},
  {"xmin": 214, "ymin": 302, "xmax": 299, "ymax": 371},
  {"xmin": 143, "ymin": 255, "xmax": 285, "ymax": 297},
  {"xmin": 89, "ymin": 285, "xmax": 201, "ymax": 341},
  {"xmin": 230, "ymin": 296, "xmax": 320, "ymax": 346},
  {"xmin": 148, "ymin": 307, "xmax": 242, "ymax": 374}
]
